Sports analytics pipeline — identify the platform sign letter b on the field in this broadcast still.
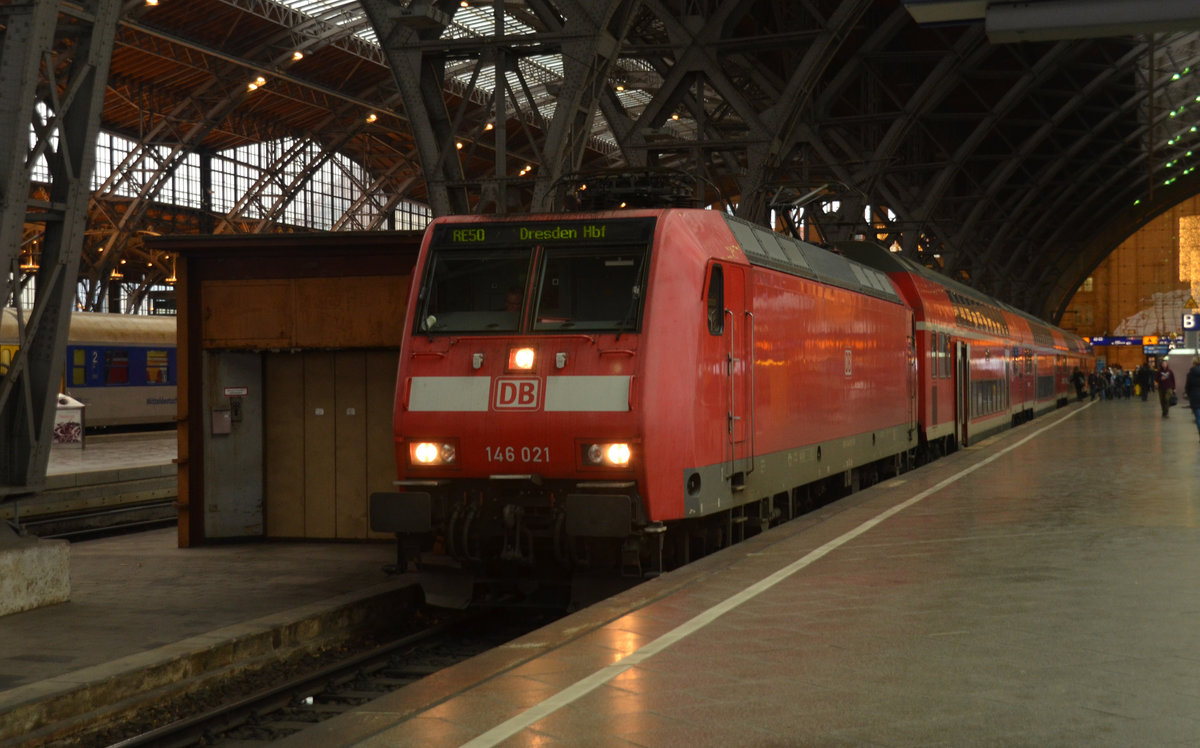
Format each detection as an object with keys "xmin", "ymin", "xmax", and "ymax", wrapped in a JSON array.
[{"xmin": 1184, "ymin": 313, "xmax": 1198, "ymax": 331}]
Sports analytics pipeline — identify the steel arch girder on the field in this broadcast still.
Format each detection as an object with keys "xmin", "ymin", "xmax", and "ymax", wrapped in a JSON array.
[
  {"xmin": 736, "ymin": 0, "xmax": 876, "ymax": 225},
  {"xmin": 1009, "ymin": 43, "xmax": 1200, "ymax": 307},
  {"xmin": 359, "ymin": 0, "xmax": 467, "ymax": 216},
  {"xmin": 1040, "ymin": 173, "xmax": 1200, "ymax": 323},
  {"xmin": 968, "ymin": 41, "xmax": 1151, "ymax": 288},
  {"xmin": 531, "ymin": 0, "xmax": 643, "ymax": 211}
]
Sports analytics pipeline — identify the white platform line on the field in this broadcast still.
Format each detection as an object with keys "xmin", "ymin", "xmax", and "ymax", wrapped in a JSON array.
[{"xmin": 460, "ymin": 403, "xmax": 1092, "ymax": 748}]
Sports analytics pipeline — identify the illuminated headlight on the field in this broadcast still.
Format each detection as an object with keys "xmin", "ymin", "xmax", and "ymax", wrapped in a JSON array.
[
  {"xmin": 508, "ymin": 347, "xmax": 536, "ymax": 370},
  {"xmin": 410, "ymin": 440, "xmax": 457, "ymax": 466},
  {"xmin": 584, "ymin": 442, "xmax": 632, "ymax": 468}
]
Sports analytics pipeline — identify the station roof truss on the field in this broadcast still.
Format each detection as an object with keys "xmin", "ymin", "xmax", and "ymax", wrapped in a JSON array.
[{"xmin": 10, "ymin": 0, "xmax": 1200, "ymax": 322}]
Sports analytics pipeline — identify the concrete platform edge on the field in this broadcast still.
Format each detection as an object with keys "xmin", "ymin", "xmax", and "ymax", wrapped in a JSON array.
[{"xmin": 0, "ymin": 577, "xmax": 417, "ymax": 747}]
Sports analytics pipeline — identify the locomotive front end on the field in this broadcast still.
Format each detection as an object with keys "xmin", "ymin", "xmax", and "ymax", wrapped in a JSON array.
[{"xmin": 371, "ymin": 214, "xmax": 658, "ymax": 605}]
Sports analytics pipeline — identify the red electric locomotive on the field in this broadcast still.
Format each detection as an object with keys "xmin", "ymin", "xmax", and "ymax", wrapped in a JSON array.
[
  {"xmin": 839, "ymin": 243, "xmax": 1092, "ymax": 453},
  {"xmin": 372, "ymin": 209, "xmax": 919, "ymax": 606}
]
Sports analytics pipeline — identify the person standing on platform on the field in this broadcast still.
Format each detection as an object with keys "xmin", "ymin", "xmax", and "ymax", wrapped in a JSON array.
[
  {"xmin": 1157, "ymin": 360, "xmax": 1177, "ymax": 418},
  {"xmin": 1137, "ymin": 363, "xmax": 1154, "ymax": 402},
  {"xmin": 1071, "ymin": 367, "xmax": 1086, "ymax": 401},
  {"xmin": 1186, "ymin": 356, "xmax": 1200, "ymax": 441}
]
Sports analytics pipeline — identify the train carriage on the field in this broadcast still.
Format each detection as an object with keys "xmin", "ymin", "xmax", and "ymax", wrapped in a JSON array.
[
  {"xmin": 837, "ymin": 242, "xmax": 1091, "ymax": 452},
  {"xmin": 1, "ymin": 308, "xmax": 177, "ymax": 428}
]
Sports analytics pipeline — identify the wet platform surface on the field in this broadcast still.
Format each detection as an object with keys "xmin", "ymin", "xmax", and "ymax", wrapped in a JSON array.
[
  {"xmin": 275, "ymin": 397, "xmax": 1200, "ymax": 747},
  {"xmin": 4, "ymin": 397, "xmax": 1200, "ymax": 746}
]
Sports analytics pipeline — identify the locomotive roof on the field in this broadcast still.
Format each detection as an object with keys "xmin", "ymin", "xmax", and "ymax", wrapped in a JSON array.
[{"xmin": 720, "ymin": 217, "xmax": 902, "ymax": 305}]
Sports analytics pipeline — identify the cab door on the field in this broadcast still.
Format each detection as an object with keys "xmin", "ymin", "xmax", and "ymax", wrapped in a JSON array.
[{"xmin": 706, "ymin": 262, "xmax": 752, "ymax": 484}]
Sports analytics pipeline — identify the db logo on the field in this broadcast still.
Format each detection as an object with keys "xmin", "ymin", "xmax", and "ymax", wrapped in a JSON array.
[{"xmin": 493, "ymin": 378, "xmax": 541, "ymax": 410}]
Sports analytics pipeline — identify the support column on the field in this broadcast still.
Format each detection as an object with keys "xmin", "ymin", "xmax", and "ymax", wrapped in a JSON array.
[{"xmin": 0, "ymin": 0, "xmax": 121, "ymax": 497}]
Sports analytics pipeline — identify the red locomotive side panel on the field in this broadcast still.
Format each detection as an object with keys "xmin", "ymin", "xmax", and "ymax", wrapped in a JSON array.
[{"xmin": 635, "ymin": 212, "xmax": 916, "ymax": 522}]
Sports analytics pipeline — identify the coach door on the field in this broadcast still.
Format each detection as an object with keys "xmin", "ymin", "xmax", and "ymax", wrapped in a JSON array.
[{"xmin": 955, "ymin": 341, "xmax": 970, "ymax": 446}]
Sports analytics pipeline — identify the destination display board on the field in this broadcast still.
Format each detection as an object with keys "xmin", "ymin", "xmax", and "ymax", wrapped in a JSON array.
[{"xmin": 430, "ymin": 217, "xmax": 657, "ymax": 249}]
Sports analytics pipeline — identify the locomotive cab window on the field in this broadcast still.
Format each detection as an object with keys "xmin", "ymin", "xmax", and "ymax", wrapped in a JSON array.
[
  {"xmin": 706, "ymin": 265, "xmax": 724, "ymax": 335},
  {"xmin": 533, "ymin": 248, "xmax": 647, "ymax": 332},
  {"xmin": 416, "ymin": 249, "xmax": 532, "ymax": 333}
]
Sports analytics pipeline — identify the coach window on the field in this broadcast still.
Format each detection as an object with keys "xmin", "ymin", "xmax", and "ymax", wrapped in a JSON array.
[
  {"xmin": 706, "ymin": 265, "xmax": 724, "ymax": 335},
  {"xmin": 146, "ymin": 349, "xmax": 169, "ymax": 384},
  {"xmin": 70, "ymin": 348, "xmax": 86, "ymax": 386},
  {"xmin": 105, "ymin": 349, "xmax": 130, "ymax": 385}
]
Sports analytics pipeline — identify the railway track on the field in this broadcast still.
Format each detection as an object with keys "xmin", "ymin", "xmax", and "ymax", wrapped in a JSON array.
[
  {"xmin": 3, "ymin": 457, "xmax": 177, "ymax": 541},
  {"xmin": 73, "ymin": 607, "xmax": 560, "ymax": 748},
  {"xmin": 17, "ymin": 498, "xmax": 177, "ymax": 540}
]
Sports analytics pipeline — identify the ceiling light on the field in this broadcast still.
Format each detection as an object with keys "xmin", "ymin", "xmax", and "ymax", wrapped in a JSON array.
[
  {"xmin": 366, "ymin": 113, "xmax": 378, "ymax": 123},
  {"xmin": 292, "ymin": 51, "xmax": 304, "ymax": 61}
]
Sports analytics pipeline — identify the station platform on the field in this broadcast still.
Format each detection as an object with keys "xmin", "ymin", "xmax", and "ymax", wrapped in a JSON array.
[
  {"xmin": 44, "ymin": 428, "xmax": 177, "ymax": 478},
  {"xmin": 1, "ymin": 430, "xmax": 178, "ymax": 527},
  {"xmin": 3, "ymin": 396, "xmax": 1199, "ymax": 746},
  {"xmin": 0, "ymin": 528, "xmax": 410, "ymax": 746},
  {"xmin": 272, "ymin": 397, "xmax": 1200, "ymax": 747}
]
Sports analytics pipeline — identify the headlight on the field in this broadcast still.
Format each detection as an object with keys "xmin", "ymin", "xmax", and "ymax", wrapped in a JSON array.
[
  {"xmin": 508, "ymin": 347, "xmax": 536, "ymax": 371},
  {"xmin": 583, "ymin": 442, "xmax": 632, "ymax": 468},
  {"xmin": 410, "ymin": 440, "xmax": 457, "ymax": 466}
]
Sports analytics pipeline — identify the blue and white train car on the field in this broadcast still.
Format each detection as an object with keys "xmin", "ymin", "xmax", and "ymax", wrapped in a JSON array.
[{"xmin": 1, "ymin": 308, "xmax": 177, "ymax": 428}]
